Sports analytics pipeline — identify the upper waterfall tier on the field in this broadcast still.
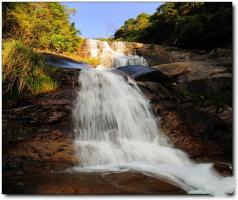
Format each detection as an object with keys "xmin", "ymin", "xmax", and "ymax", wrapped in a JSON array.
[{"xmin": 85, "ymin": 39, "xmax": 148, "ymax": 68}]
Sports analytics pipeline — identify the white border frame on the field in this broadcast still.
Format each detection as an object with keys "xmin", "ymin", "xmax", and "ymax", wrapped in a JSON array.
[{"xmin": 0, "ymin": 0, "xmax": 236, "ymax": 199}]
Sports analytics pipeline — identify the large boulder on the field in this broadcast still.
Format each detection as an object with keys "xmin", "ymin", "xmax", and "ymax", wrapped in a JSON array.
[
  {"xmin": 117, "ymin": 65, "xmax": 169, "ymax": 82},
  {"xmin": 153, "ymin": 60, "xmax": 232, "ymax": 107}
]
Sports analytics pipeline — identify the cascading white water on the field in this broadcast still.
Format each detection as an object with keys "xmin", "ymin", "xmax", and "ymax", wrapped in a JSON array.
[
  {"xmin": 86, "ymin": 39, "xmax": 148, "ymax": 68},
  {"xmin": 72, "ymin": 68, "xmax": 234, "ymax": 196}
]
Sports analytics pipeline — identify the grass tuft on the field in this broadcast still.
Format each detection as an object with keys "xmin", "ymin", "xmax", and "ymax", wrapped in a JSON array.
[
  {"xmin": 64, "ymin": 52, "xmax": 100, "ymax": 67},
  {"xmin": 3, "ymin": 39, "xmax": 58, "ymax": 103}
]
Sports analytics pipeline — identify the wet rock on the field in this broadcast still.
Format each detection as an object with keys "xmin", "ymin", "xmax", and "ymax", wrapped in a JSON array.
[{"xmin": 126, "ymin": 59, "xmax": 232, "ymax": 163}]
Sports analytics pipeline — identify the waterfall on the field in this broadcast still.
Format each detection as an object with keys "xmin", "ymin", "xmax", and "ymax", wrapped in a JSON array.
[
  {"xmin": 86, "ymin": 39, "xmax": 148, "ymax": 68},
  {"xmin": 72, "ymin": 68, "xmax": 234, "ymax": 196}
]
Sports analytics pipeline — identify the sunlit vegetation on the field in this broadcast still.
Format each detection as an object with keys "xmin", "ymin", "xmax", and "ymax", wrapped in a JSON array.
[
  {"xmin": 3, "ymin": 40, "xmax": 58, "ymax": 103},
  {"xmin": 114, "ymin": 2, "xmax": 232, "ymax": 49},
  {"xmin": 96, "ymin": 37, "xmax": 114, "ymax": 42},
  {"xmin": 114, "ymin": 13, "xmax": 151, "ymax": 42},
  {"xmin": 79, "ymin": 57, "xmax": 100, "ymax": 67},
  {"xmin": 63, "ymin": 52, "xmax": 100, "ymax": 67},
  {"xmin": 3, "ymin": 2, "xmax": 82, "ymax": 53},
  {"xmin": 2, "ymin": 2, "xmax": 82, "ymax": 103}
]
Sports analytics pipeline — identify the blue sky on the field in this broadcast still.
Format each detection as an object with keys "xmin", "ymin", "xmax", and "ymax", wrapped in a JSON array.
[{"xmin": 62, "ymin": 2, "xmax": 161, "ymax": 39}]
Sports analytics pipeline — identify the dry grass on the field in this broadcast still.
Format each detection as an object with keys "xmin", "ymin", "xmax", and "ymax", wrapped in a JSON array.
[
  {"xmin": 63, "ymin": 52, "xmax": 100, "ymax": 67},
  {"xmin": 3, "ymin": 40, "xmax": 58, "ymax": 103}
]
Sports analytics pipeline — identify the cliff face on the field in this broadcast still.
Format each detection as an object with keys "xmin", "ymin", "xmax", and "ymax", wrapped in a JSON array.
[
  {"xmin": 80, "ymin": 39, "xmax": 232, "ymax": 67},
  {"xmin": 123, "ymin": 42, "xmax": 232, "ymax": 66}
]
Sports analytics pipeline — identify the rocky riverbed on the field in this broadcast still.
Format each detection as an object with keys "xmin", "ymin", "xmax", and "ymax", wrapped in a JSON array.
[
  {"xmin": 2, "ymin": 80, "xmax": 187, "ymax": 195},
  {"xmin": 2, "ymin": 48, "xmax": 232, "ymax": 194},
  {"xmin": 118, "ymin": 58, "xmax": 232, "ymax": 163}
]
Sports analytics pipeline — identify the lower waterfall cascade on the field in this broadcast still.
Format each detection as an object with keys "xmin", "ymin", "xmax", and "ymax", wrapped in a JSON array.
[{"xmin": 72, "ymin": 68, "xmax": 234, "ymax": 196}]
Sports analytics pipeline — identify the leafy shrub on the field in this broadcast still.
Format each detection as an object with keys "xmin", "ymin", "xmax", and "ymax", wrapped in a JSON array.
[
  {"xmin": 2, "ymin": 40, "xmax": 58, "ymax": 103},
  {"xmin": 3, "ymin": 2, "xmax": 82, "ymax": 53}
]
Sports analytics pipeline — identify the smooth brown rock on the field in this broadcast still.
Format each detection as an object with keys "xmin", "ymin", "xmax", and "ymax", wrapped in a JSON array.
[
  {"xmin": 3, "ymin": 172, "xmax": 186, "ymax": 195},
  {"xmin": 134, "ymin": 59, "xmax": 232, "ymax": 163}
]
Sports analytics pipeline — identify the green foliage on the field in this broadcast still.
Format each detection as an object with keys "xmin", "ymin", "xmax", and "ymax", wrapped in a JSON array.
[
  {"xmin": 3, "ymin": 2, "xmax": 82, "ymax": 53},
  {"xmin": 3, "ymin": 40, "xmax": 58, "ymax": 103},
  {"xmin": 2, "ymin": 2, "xmax": 83, "ymax": 103},
  {"xmin": 114, "ymin": 3, "xmax": 232, "ymax": 49},
  {"xmin": 114, "ymin": 13, "xmax": 151, "ymax": 42}
]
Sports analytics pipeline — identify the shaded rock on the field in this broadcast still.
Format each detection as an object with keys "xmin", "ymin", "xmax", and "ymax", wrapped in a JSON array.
[
  {"xmin": 2, "ymin": 67, "xmax": 80, "ymax": 175},
  {"xmin": 2, "ymin": 89, "xmax": 75, "ymax": 144},
  {"xmin": 158, "ymin": 108, "xmax": 232, "ymax": 161},
  {"xmin": 134, "ymin": 59, "xmax": 232, "ymax": 163},
  {"xmin": 4, "ymin": 131, "xmax": 77, "ymax": 174},
  {"xmin": 3, "ymin": 172, "xmax": 185, "ymax": 194},
  {"xmin": 212, "ymin": 162, "xmax": 233, "ymax": 177},
  {"xmin": 33, "ymin": 88, "xmax": 74, "ymax": 106},
  {"xmin": 155, "ymin": 61, "xmax": 232, "ymax": 108},
  {"xmin": 52, "ymin": 68, "xmax": 81, "ymax": 87},
  {"xmin": 117, "ymin": 65, "xmax": 169, "ymax": 82}
]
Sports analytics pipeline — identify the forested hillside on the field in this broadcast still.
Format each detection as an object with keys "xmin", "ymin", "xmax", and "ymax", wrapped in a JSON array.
[
  {"xmin": 114, "ymin": 2, "xmax": 232, "ymax": 49},
  {"xmin": 3, "ymin": 2, "xmax": 81, "ymax": 52}
]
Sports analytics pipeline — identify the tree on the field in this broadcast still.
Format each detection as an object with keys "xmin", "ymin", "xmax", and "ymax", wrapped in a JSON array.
[
  {"xmin": 3, "ymin": 2, "xmax": 82, "ymax": 53},
  {"xmin": 114, "ymin": 2, "xmax": 232, "ymax": 49},
  {"xmin": 114, "ymin": 13, "xmax": 150, "ymax": 42}
]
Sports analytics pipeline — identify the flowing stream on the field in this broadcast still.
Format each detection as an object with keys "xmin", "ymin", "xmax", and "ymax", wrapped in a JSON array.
[
  {"xmin": 72, "ymin": 40, "xmax": 234, "ymax": 196},
  {"xmin": 86, "ymin": 39, "xmax": 148, "ymax": 68}
]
